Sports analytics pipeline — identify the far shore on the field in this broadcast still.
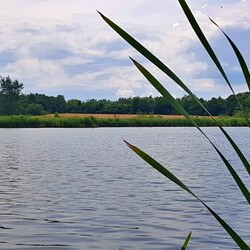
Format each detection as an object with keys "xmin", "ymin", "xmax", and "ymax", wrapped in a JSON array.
[
  {"xmin": 41, "ymin": 113, "xmax": 216, "ymax": 119},
  {"xmin": 0, "ymin": 113, "xmax": 247, "ymax": 128}
]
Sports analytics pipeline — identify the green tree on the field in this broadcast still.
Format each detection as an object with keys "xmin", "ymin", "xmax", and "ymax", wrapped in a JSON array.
[
  {"xmin": 67, "ymin": 99, "xmax": 82, "ymax": 113},
  {"xmin": 153, "ymin": 97, "xmax": 175, "ymax": 114},
  {"xmin": 53, "ymin": 95, "xmax": 66, "ymax": 113},
  {"xmin": 131, "ymin": 96, "xmax": 140, "ymax": 113},
  {"xmin": 138, "ymin": 96, "xmax": 154, "ymax": 113},
  {"xmin": 0, "ymin": 75, "xmax": 24, "ymax": 114},
  {"xmin": 26, "ymin": 103, "xmax": 44, "ymax": 115},
  {"xmin": 225, "ymin": 94, "xmax": 237, "ymax": 116},
  {"xmin": 206, "ymin": 96, "xmax": 226, "ymax": 116},
  {"xmin": 84, "ymin": 99, "xmax": 105, "ymax": 113},
  {"xmin": 180, "ymin": 95, "xmax": 207, "ymax": 116}
]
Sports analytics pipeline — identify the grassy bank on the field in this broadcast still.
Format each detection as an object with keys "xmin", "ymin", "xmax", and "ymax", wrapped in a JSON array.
[{"xmin": 0, "ymin": 115, "xmax": 248, "ymax": 128}]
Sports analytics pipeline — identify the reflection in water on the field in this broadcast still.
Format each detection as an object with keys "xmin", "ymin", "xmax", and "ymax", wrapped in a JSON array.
[{"xmin": 0, "ymin": 127, "xmax": 249, "ymax": 249}]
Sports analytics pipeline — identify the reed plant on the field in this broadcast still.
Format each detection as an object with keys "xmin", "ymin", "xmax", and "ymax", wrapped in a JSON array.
[
  {"xmin": 99, "ymin": 0, "xmax": 250, "ymax": 249},
  {"xmin": 0, "ymin": 115, "xmax": 247, "ymax": 128},
  {"xmin": 0, "ymin": 115, "xmax": 41, "ymax": 128}
]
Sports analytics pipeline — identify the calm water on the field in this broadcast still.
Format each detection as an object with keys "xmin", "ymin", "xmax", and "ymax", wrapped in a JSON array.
[{"xmin": 0, "ymin": 127, "xmax": 249, "ymax": 249}]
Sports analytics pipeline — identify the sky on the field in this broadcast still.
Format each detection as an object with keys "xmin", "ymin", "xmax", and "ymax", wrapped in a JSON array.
[{"xmin": 0, "ymin": 0, "xmax": 249, "ymax": 101}]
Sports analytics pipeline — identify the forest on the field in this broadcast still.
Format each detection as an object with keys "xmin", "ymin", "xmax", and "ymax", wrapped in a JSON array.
[{"xmin": 1, "ymin": 75, "xmax": 250, "ymax": 116}]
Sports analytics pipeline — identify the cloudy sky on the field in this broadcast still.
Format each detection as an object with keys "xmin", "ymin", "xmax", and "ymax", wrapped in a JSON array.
[{"xmin": 0, "ymin": 0, "xmax": 249, "ymax": 101}]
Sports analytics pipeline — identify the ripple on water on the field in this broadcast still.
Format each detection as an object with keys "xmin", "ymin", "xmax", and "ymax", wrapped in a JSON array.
[{"xmin": 0, "ymin": 127, "xmax": 249, "ymax": 249}]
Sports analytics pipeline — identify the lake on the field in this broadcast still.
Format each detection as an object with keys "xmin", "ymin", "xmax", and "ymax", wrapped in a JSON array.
[{"xmin": 0, "ymin": 127, "xmax": 249, "ymax": 249}]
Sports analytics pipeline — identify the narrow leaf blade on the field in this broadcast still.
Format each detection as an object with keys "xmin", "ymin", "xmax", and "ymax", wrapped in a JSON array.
[
  {"xmin": 97, "ymin": 10, "xmax": 198, "ymax": 97},
  {"xmin": 177, "ymin": 0, "xmax": 230, "ymax": 90},
  {"xmin": 99, "ymin": 10, "xmax": 250, "ymax": 168},
  {"xmin": 131, "ymin": 58, "xmax": 250, "ymax": 204},
  {"xmin": 124, "ymin": 140, "xmax": 195, "ymax": 197},
  {"xmin": 182, "ymin": 231, "xmax": 192, "ymax": 250},
  {"xmin": 178, "ymin": 0, "xmax": 250, "ymax": 127},
  {"xmin": 209, "ymin": 17, "xmax": 250, "ymax": 91},
  {"xmin": 124, "ymin": 141, "xmax": 250, "ymax": 250}
]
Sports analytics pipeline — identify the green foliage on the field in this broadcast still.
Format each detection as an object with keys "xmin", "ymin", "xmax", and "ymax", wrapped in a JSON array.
[
  {"xmin": 178, "ymin": 0, "xmax": 249, "ymax": 126},
  {"xmin": 1, "ymin": 75, "xmax": 250, "ymax": 116},
  {"xmin": 11, "ymin": 90, "xmax": 250, "ymax": 116},
  {"xmin": 0, "ymin": 115, "xmax": 41, "ymax": 128},
  {"xmin": 0, "ymin": 75, "xmax": 23, "ymax": 97},
  {"xmin": 0, "ymin": 75, "xmax": 24, "ymax": 115},
  {"xmin": 26, "ymin": 103, "xmax": 45, "ymax": 115},
  {"xmin": 99, "ymin": 0, "xmax": 250, "ymax": 249},
  {"xmin": 39, "ymin": 116, "xmax": 98, "ymax": 128},
  {"xmin": 124, "ymin": 140, "xmax": 249, "ymax": 249},
  {"xmin": 54, "ymin": 112, "xmax": 60, "ymax": 118},
  {"xmin": 182, "ymin": 232, "xmax": 192, "ymax": 250},
  {"xmin": 0, "ymin": 115, "xmax": 247, "ymax": 128}
]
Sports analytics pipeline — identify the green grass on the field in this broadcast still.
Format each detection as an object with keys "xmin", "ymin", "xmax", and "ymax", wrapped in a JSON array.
[{"xmin": 0, "ymin": 115, "xmax": 248, "ymax": 128}]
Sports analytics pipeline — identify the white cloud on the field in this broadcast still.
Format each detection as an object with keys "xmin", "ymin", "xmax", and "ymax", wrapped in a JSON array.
[
  {"xmin": 116, "ymin": 83, "xmax": 134, "ymax": 98},
  {"xmin": 0, "ymin": 0, "xmax": 249, "ymax": 100}
]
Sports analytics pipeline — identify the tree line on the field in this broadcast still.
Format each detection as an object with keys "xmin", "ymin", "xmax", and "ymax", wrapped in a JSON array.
[{"xmin": 1, "ymin": 75, "xmax": 250, "ymax": 116}]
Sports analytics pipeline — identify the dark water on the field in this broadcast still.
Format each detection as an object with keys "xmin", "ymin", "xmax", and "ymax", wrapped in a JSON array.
[{"xmin": 0, "ymin": 127, "xmax": 249, "ymax": 249}]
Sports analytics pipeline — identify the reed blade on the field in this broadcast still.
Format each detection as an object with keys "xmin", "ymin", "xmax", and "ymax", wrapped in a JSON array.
[
  {"xmin": 209, "ymin": 17, "xmax": 250, "ymax": 92},
  {"xmin": 221, "ymin": 126, "xmax": 250, "ymax": 176},
  {"xmin": 99, "ymin": 6, "xmax": 250, "ymax": 248},
  {"xmin": 124, "ymin": 140, "xmax": 250, "ymax": 250},
  {"xmin": 98, "ymin": 10, "xmax": 250, "ymax": 176},
  {"xmin": 182, "ymin": 231, "xmax": 192, "ymax": 250},
  {"xmin": 97, "ymin": 10, "xmax": 196, "ymax": 97},
  {"xmin": 124, "ymin": 140, "xmax": 195, "ymax": 196},
  {"xmin": 131, "ymin": 58, "xmax": 250, "ymax": 204},
  {"xmin": 178, "ymin": 0, "xmax": 250, "ymax": 127}
]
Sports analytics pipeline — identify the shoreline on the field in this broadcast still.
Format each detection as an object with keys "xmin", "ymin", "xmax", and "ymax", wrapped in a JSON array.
[{"xmin": 0, "ymin": 114, "xmax": 248, "ymax": 128}]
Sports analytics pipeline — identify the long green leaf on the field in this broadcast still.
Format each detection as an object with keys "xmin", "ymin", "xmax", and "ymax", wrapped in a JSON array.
[
  {"xmin": 97, "ymin": 11, "xmax": 196, "ymax": 98},
  {"xmin": 130, "ymin": 58, "xmax": 250, "ymax": 205},
  {"xmin": 124, "ymin": 140, "xmax": 250, "ymax": 250},
  {"xmin": 178, "ymin": 0, "xmax": 250, "ymax": 127},
  {"xmin": 182, "ymin": 231, "xmax": 192, "ymax": 250},
  {"xmin": 129, "ymin": 57, "xmax": 197, "ymax": 127},
  {"xmin": 98, "ymin": 8, "xmax": 249, "ymax": 126},
  {"xmin": 98, "ymin": 11, "xmax": 250, "ymax": 177},
  {"xmin": 99, "ymin": 6, "xmax": 250, "ymax": 249},
  {"xmin": 209, "ymin": 17, "xmax": 250, "ymax": 91},
  {"xmin": 98, "ymin": 10, "xmax": 209, "ymax": 118},
  {"xmin": 220, "ymin": 126, "xmax": 250, "ymax": 176}
]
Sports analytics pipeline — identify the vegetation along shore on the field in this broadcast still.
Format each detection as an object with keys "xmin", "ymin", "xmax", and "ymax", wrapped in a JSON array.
[
  {"xmin": 0, "ymin": 75, "xmax": 249, "ymax": 127},
  {"xmin": 0, "ymin": 114, "xmax": 248, "ymax": 128}
]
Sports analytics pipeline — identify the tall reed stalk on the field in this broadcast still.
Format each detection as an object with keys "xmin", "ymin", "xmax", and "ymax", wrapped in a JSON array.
[{"xmin": 99, "ymin": 1, "xmax": 250, "ymax": 249}]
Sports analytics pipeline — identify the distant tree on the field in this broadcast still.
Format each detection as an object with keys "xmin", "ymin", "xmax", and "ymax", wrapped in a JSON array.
[
  {"xmin": 67, "ymin": 99, "xmax": 82, "ymax": 113},
  {"xmin": 224, "ymin": 94, "xmax": 237, "ymax": 116},
  {"xmin": 114, "ymin": 103, "xmax": 131, "ymax": 114},
  {"xmin": 206, "ymin": 96, "xmax": 226, "ymax": 116},
  {"xmin": 115, "ymin": 98, "xmax": 132, "ymax": 113},
  {"xmin": 26, "ymin": 93, "xmax": 37, "ymax": 104},
  {"xmin": 131, "ymin": 96, "xmax": 140, "ymax": 113},
  {"xmin": 0, "ymin": 75, "xmax": 24, "ymax": 114},
  {"xmin": 2, "ymin": 78, "xmax": 249, "ymax": 117},
  {"xmin": 26, "ymin": 103, "xmax": 44, "ymax": 115},
  {"xmin": 53, "ymin": 95, "xmax": 66, "ymax": 113},
  {"xmin": 84, "ymin": 99, "xmax": 104, "ymax": 113},
  {"xmin": 117, "ymin": 97, "xmax": 132, "ymax": 105},
  {"xmin": 179, "ymin": 95, "xmax": 207, "ymax": 116},
  {"xmin": 237, "ymin": 92, "xmax": 250, "ymax": 113},
  {"xmin": 138, "ymin": 97, "xmax": 154, "ymax": 113},
  {"xmin": 153, "ymin": 97, "xmax": 175, "ymax": 114},
  {"xmin": 101, "ymin": 102, "xmax": 118, "ymax": 114}
]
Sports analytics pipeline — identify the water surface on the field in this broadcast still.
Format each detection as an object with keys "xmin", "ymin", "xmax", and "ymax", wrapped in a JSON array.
[{"xmin": 0, "ymin": 127, "xmax": 249, "ymax": 249}]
